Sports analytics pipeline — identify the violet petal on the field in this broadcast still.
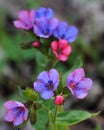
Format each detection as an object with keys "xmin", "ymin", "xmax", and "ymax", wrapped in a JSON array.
[{"xmin": 41, "ymin": 90, "xmax": 54, "ymax": 100}]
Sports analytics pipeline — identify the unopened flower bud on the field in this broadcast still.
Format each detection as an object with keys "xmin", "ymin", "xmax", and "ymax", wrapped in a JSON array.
[
  {"xmin": 30, "ymin": 103, "xmax": 37, "ymax": 125},
  {"xmin": 33, "ymin": 41, "xmax": 40, "ymax": 47},
  {"xmin": 54, "ymin": 95, "xmax": 64, "ymax": 105}
]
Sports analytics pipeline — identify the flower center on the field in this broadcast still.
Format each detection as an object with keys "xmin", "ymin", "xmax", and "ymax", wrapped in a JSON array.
[
  {"xmin": 18, "ymin": 107, "xmax": 24, "ymax": 111},
  {"xmin": 61, "ymin": 34, "xmax": 65, "ymax": 39},
  {"xmin": 46, "ymin": 80, "xmax": 54, "ymax": 90},
  {"xmin": 57, "ymin": 49, "xmax": 62, "ymax": 54},
  {"xmin": 70, "ymin": 82, "xmax": 76, "ymax": 90}
]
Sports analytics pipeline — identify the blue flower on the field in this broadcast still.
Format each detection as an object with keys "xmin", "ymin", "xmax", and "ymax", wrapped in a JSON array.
[
  {"xmin": 53, "ymin": 21, "xmax": 78, "ymax": 43},
  {"xmin": 36, "ymin": 7, "xmax": 54, "ymax": 19},
  {"xmin": 33, "ymin": 69, "xmax": 60, "ymax": 100},
  {"xmin": 34, "ymin": 17, "xmax": 59, "ymax": 38}
]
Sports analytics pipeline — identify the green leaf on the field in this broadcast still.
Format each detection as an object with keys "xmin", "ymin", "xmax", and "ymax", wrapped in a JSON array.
[
  {"xmin": 18, "ymin": 86, "xmax": 25, "ymax": 99},
  {"xmin": 32, "ymin": 109, "xmax": 48, "ymax": 130},
  {"xmin": 56, "ymin": 110, "xmax": 95, "ymax": 126},
  {"xmin": 36, "ymin": 51, "xmax": 47, "ymax": 67},
  {"xmin": 18, "ymin": 87, "xmax": 37, "ymax": 101},
  {"xmin": 20, "ymin": 41, "xmax": 34, "ymax": 49},
  {"xmin": 23, "ymin": 87, "xmax": 37, "ymax": 101},
  {"xmin": 95, "ymin": 124, "xmax": 102, "ymax": 130}
]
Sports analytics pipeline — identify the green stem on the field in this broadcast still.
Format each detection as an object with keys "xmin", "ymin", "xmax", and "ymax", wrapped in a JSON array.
[
  {"xmin": 42, "ymin": 104, "xmax": 49, "ymax": 113},
  {"xmin": 48, "ymin": 110, "xmax": 58, "ymax": 130},
  {"xmin": 45, "ymin": 57, "xmax": 57, "ymax": 71},
  {"xmin": 53, "ymin": 106, "xmax": 58, "ymax": 122},
  {"xmin": 57, "ymin": 105, "xmax": 70, "ymax": 130},
  {"xmin": 57, "ymin": 105, "xmax": 63, "ymax": 113},
  {"xmin": 53, "ymin": 124, "xmax": 58, "ymax": 130}
]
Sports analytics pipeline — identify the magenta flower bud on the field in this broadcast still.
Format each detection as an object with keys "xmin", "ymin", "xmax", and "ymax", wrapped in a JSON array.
[
  {"xmin": 33, "ymin": 41, "xmax": 40, "ymax": 47},
  {"xmin": 4, "ymin": 100, "xmax": 28, "ymax": 126},
  {"xmin": 54, "ymin": 95, "xmax": 64, "ymax": 105}
]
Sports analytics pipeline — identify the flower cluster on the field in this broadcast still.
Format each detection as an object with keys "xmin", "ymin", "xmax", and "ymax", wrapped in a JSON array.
[
  {"xmin": 13, "ymin": 7, "xmax": 78, "ymax": 61},
  {"xmin": 4, "ymin": 68, "xmax": 93, "ymax": 126},
  {"xmin": 33, "ymin": 68, "xmax": 93, "ymax": 100},
  {"xmin": 3, "ymin": 7, "xmax": 93, "ymax": 128}
]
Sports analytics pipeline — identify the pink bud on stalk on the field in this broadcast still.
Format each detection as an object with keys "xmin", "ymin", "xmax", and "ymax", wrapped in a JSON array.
[
  {"xmin": 54, "ymin": 95, "xmax": 64, "ymax": 105},
  {"xmin": 33, "ymin": 41, "xmax": 40, "ymax": 47}
]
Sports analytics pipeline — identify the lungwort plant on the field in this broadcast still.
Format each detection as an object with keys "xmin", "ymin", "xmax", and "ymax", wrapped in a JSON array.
[{"xmin": 4, "ymin": 7, "xmax": 99, "ymax": 130}]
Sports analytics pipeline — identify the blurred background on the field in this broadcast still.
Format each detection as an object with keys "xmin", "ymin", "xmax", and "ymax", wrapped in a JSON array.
[{"xmin": 0, "ymin": 0, "xmax": 104, "ymax": 130}]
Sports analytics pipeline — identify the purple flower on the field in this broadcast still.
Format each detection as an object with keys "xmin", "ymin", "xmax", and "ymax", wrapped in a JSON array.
[
  {"xmin": 66, "ymin": 68, "xmax": 93, "ymax": 99},
  {"xmin": 13, "ymin": 10, "xmax": 35, "ymax": 30},
  {"xmin": 33, "ymin": 69, "xmax": 60, "ymax": 100},
  {"xmin": 4, "ymin": 100, "xmax": 28, "ymax": 126},
  {"xmin": 53, "ymin": 21, "xmax": 78, "ymax": 43},
  {"xmin": 34, "ymin": 17, "xmax": 59, "ymax": 38},
  {"xmin": 35, "ymin": 7, "xmax": 54, "ymax": 19}
]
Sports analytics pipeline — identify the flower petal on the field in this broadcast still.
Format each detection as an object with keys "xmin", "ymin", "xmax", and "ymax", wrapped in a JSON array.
[
  {"xmin": 4, "ymin": 109, "xmax": 18, "ymax": 122},
  {"xmin": 62, "ymin": 45, "xmax": 72, "ymax": 55},
  {"xmin": 48, "ymin": 18, "xmax": 59, "ymax": 32},
  {"xmin": 37, "ymin": 71, "xmax": 49, "ymax": 83},
  {"xmin": 15, "ymin": 101, "xmax": 25, "ymax": 107},
  {"xmin": 36, "ymin": 7, "xmax": 54, "ymax": 19},
  {"xmin": 74, "ymin": 88, "xmax": 88, "ymax": 99},
  {"xmin": 18, "ymin": 10, "xmax": 29, "ymax": 21},
  {"xmin": 34, "ymin": 18, "xmax": 49, "ymax": 38},
  {"xmin": 58, "ymin": 40, "xmax": 68, "ymax": 49},
  {"xmin": 4, "ymin": 100, "xmax": 17, "ymax": 110},
  {"xmin": 13, "ymin": 111, "xmax": 24, "ymax": 126},
  {"xmin": 77, "ymin": 78, "xmax": 93, "ymax": 90},
  {"xmin": 36, "ymin": 7, "xmax": 46, "ymax": 18},
  {"xmin": 41, "ymin": 90, "xmax": 54, "ymax": 99},
  {"xmin": 13, "ymin": 21, "xmax": 30, "ymax": 30},
  {"xmin": 49, "ymin": 69, "xmax": 60, "ymax": 90},
  {"xmin": 45, "ymin": 8, "xmax": 54, "ymax": 19},
  {"xmin": 65, "ymin": 26, "xmax": 78, "ymax": 42},
  {"xmin": 13, "ymin": 21, "xmax": 23, "ymax": 29},
  {"xmin": 58, "ymin": 54, "xmax": 68, "ymax": 61},
  {"xmin": 51, "ymin": 41, "xmax": 58, "ymax": 51},
  {"xmin": 33, "ymin": 80, "xmax": 46, "ymax": 92},
  {"xmin": 67, "ymin": 68, "xmax": 85, "ymax": 84},
  {"xmin": 23, "ymin": 109, "xmax": 28, "ymax": 121},
  {"xmin": 54, "ymin": 21, "xmax": 67, "ymax": 38},
  {"xmin": 67, "ymin": 35, "xmax": 77, "ymax": 43},
  {"xmin": 29, "ymin": 9, "xmax": 36, "ymax": 23}
]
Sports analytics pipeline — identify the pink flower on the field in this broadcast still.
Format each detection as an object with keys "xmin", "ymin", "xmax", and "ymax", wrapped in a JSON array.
[
  {"xmin": 66, "ymin": 68, "xmax": 93, "ymax": 99},
  {"xmin": 13, "ymin": 10, "xmax": 35, "ymax": 30},
  {"xmin": 4, "ymin": 100, "xmax": 28, "ymax": 126},
  {"xmin": 51, "ymin": 40, "xmax": 72, "ymax": 61},
  {"xmin": 54, "ymin": 95, "xmax": 64, "ymax": 105}
]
